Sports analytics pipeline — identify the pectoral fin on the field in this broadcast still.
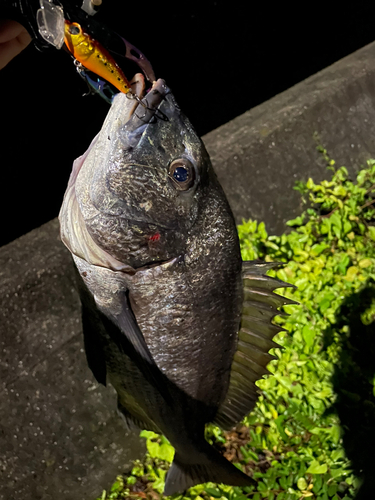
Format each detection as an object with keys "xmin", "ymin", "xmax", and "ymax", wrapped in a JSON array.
[
  {"xmin": 73, "ymin": 255, "xmax": 173, "ymax": 407},
  {"xmin": 214, "ymin": 261, "xmax": 296, "ymax": 430},
  {"xmin": 117, "ymin": 399, "xmax": 161, "ymax": 433}
]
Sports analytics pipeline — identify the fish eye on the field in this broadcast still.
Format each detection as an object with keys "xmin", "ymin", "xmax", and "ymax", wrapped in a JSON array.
[
  {"xmin": 168, "ymin": 159, "xmax": 195, "ymax": 191},
  {"xmin": 69, "ymin": 25, "xmax": 81, "ymax": 35}
]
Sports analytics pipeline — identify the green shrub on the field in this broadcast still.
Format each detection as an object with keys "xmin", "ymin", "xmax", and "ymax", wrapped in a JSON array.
[{"xmin": 97, "ymin": 153, "xmax": 375, "ymax": 500}]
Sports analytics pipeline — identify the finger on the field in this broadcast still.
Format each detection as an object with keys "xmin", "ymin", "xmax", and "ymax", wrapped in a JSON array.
[{"xmin": 0, "ymin": 20, "xmax": 31, "ymax": 70}]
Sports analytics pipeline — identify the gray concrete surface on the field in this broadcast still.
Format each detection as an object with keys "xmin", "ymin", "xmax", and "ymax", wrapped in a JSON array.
[
  {"xmin": 207, "ymin": 41, "xmax": 375, "ymax": 233},
  {"xmin": 2, "ymin": 41, "xmax": 375, "ymax": 499},
  {"xmin": 0, "ymin": 220, "xmax": 144, "ymax": 500}
]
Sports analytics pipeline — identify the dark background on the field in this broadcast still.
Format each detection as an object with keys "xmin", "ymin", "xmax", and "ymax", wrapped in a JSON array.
[{"xmin": 2, "ymin": 1, "xmax": 375, "ymax": 246}]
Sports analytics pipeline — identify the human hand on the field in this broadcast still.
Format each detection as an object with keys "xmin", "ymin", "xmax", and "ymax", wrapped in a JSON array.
[{"xmin": 0, "ymin": 19, "xmax": 31, "ymax": 70}]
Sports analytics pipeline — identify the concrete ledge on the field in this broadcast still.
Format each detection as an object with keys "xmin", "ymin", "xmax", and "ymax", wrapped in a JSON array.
[
  {"xmin": 0, "ymin": 220, "xmax": 144, "ymax": 500},
  {"xmin": 2, "ymin": 41, "xmax": 375, "ymax": 499},
  {"xmin": 206, "ymin": 41, "xmax": 375, "ymax": 233}
]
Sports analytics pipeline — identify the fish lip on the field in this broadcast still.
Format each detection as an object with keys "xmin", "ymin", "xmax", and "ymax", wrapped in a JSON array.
[
  {"xmin": 118, "ymin": 79, "xmax": 170, "ymax": 146},
  {"xmin": 132, "ymin": 78, "xmax": 170, "ymax": 122}
]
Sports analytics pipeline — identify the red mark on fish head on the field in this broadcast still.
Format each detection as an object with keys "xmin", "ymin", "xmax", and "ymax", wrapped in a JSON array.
[{"xmin": 149, "ymin": 232, "xmax": 160, "ymax": 242}]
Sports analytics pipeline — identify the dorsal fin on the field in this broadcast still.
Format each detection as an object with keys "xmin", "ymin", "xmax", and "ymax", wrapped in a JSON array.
[{"xmin": 214, "ymin": 261, "xmax": 296, "ymax": 430}]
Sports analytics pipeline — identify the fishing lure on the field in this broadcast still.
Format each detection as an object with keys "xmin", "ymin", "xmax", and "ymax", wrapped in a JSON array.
[
  {"xmin": 64, "ymin": 20, "xmax": 132, "ymax": 95},
  {"xmin": 76, "ymin": 64, "xmax": 116, "ymax": 104},
  {"xmin": 36, "ymin": 0, "xmax": 156, "ymax": 103}
]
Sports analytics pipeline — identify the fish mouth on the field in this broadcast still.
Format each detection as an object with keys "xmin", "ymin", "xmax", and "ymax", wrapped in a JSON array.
[
  {"xmin": 115, "ymin": 78, "xmax": 171, "ymax": 148},
  {"xmin": 131, "ymin": 79, "xmax": 170, "ymax": 124}
]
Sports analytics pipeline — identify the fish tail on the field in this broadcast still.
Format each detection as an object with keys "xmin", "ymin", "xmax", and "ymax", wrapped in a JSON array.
[{"xmin": 164, "ymin": 443, "xmax": 254, "ymax": 496}]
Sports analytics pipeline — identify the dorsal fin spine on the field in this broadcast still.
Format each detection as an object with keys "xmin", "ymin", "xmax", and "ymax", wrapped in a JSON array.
[
  {"xmin": 213, "ymin": 260, "xmax": 294, "ymax": 430},
  {"xmin": 238, "ymin": 328, "xmax": 279, "ymax": 350}
]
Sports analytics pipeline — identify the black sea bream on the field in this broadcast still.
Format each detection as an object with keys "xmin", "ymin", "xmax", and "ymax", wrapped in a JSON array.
[{"xmin": 59, "ymin": 75, "xmax": 293, "ymax": 495}]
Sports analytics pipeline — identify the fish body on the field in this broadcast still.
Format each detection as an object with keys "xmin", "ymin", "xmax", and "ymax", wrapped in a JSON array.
[
  {"xmin": 59, "ymin": 76, "xmax": 292, "ymax": 494},
  {"xmin": 64, "ymin": 20, "xmax": 131, "ymax": 94}
]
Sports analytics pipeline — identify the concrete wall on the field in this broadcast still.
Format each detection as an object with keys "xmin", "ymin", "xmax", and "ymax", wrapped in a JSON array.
[
  {"xmin": 207, "ymin": 41, "xmax": 375, "ymax": 233},
  {"xmin": 1, "ymin": 41, "xmax": 375, "ymax": 500},
  {"xmin": 0, "ymin": 220, "xmax": 145, "ymax": 500}
]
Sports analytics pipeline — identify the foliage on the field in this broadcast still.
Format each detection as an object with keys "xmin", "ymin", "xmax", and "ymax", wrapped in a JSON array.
[{"xmin": 96, "ymin": 152, "xmax": 375, "ymax": 500}]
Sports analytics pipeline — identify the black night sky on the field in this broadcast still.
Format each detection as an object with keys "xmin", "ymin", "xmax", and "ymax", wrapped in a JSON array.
[{"xmin": 2, "ymin": 1, "xmax": 375, "ymax": 246}]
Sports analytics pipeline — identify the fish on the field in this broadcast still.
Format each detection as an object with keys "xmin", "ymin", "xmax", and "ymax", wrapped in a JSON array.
[
  {"xmin": 64, "ymin": 20, "xmax": 132, "ymax": 95},
  {"xmin": 59, "ymin": 74, "xmax": 294, "ymax": 495}
]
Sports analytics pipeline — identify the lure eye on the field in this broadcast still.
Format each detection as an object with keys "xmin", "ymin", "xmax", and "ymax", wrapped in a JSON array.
[
  {"xmin": 168, "ymin": 159, "xmax": 195, "ymax": 191},
  {"xmin": 69, "ymin": 25, "xmax": 80, "ymax": 35}
]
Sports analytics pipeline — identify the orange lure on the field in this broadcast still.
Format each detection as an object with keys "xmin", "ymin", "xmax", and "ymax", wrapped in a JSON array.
[{"xmin": 64, "ymin": 20, "xmax": 132, "ymax": 94}]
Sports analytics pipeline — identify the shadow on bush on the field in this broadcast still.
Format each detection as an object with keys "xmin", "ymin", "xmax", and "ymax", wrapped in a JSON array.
[{"xmin": 326, "ymin": 281, "xmax": 375, "ymax": 498}]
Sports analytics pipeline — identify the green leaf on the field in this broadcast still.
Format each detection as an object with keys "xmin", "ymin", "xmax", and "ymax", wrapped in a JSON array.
[
  {"xmin": 312, "ymin": 474, "xmax": 323, "ymax": 493},
  {"xmin": 146, "ymin": 440, "xmax": 160, "ymax": 458},
  {"xmin": 306, "ymin": 461, "xmax": 328, "ymax": 474},
  {"xmin": 368, "ymin": 226, "xmax": 375, "ymax": 241},
  {"xmin": 139, "ymin": 430, "xmax": 159, "ymax": 439},
  {"xmin": 318, "ymin": 292, "xmax": 335, "ymax": 313},
  {"xmin": 287, "ymin": 215, "xmax": 305, "ymax": 227},
  {"xmin": 157, "ymin": 443, "xmax": 175, "ymax": 462},
  {"xmin": 306, "ymin": 178, "xmax": 315, "ymax": 189},
  {"xmin": 258, "ymin": 221, "xmax": 268, "ymax": 239},
  {"xmin": 302, "ymin": 325, "xmax": 315, "ymax": 347},
  {"xmin": 327, "ymin": 484, "xmax": 337, "ymax": 496},
  {"xmin": 345, "ymin": 266, "xmax": 359, "ymax": 281},
  {"xmin": 297, "ymin": 477, "xmax": 307, "ymax": 490},
  {"xmin": 152, "ymin": 474, "xmax": 166, "ymax": 494},
  {"xmin": 359, "ymin": 258, "xmax": 373, "ymax": 269},
  {"xmin": 311, "ymin": 243, "xmax": 328, "ymax": 256},
  {"xmin": 329, "ymin": 425, "xmax": 341, "ymax": 445},
  {"xmin": 204, "ymin": 487, "xmax": 222, "ymax": 497},
  {"xmin": 258, "ymin": 481, "xmax": 267, "ymax": 492},
  {"xmin": 343, "ymin": 219, "xmax": 352, "ymax": 234},
  {"xmin": 247, "ymin": 450, "xmax": 259, "ymax": 461},
  {"xmin": 110, "ymin": 481, "xmax": 122, "ymax": 492},
  {"xmin": 330, "ymin": 468, "xmax": 345, "ymax": 479},
  {"xmin": 331, "ymin": 449, "xmax": 345, "ymax": 461},
  {"xmin": 274, "ymin": 415, "xmax": 288, "ymax": 440},
  {"xmin": 279, "ymin": 477, "xmax": 289, "ymax": 490}
]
